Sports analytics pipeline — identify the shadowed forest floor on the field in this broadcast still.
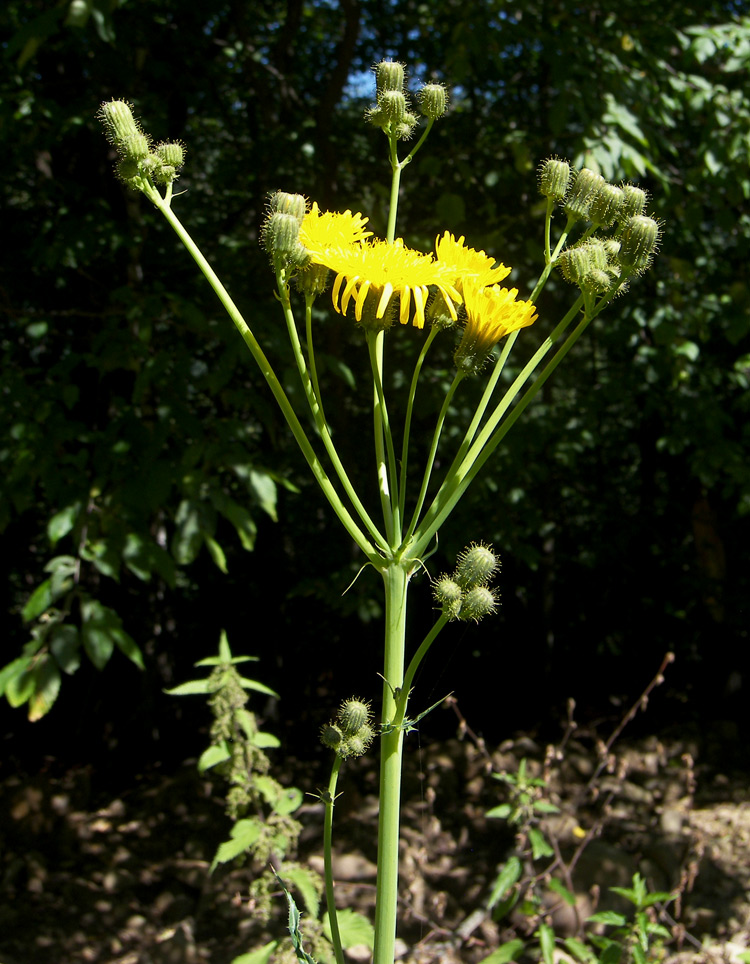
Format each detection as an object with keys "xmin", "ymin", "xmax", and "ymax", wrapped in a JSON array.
[{"xmin": 2, "ymin": 718, "xmax": 749, "ymax": 964}]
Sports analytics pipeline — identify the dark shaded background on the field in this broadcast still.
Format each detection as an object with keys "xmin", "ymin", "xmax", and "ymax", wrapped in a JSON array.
[{"xmin": 2, "ymin": 0, "xmax": 749, "ymax": 787}]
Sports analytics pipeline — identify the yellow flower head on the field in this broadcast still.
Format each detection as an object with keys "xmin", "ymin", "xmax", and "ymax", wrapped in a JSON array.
[
  {"xmin": 313, "ymin": 238, "xmax": 462, "ymax": 331},
  {"xmin": 454, "ymin": 279, "xmax": 537, "ymax": 373},
  {"xmin": 435, "ymin": 232, "xmax": 512, "ymax": 292},
  {"xmin": 299, "ymin": 202, "xmax": 372, "ymax": 256}
]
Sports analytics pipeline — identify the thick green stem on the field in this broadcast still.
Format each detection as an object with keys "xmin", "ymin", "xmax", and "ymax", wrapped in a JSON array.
[
  {"xmin": 373, "ymin": 561, "xmax": 411, "ymax": 964},
  {"xmin": 323, "ymin": 756, "xmax": 345, "ymax": 964}
]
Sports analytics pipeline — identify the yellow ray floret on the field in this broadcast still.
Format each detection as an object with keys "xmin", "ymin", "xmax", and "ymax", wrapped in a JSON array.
[
  {"xmin": 299, "ymin": 202, "xmax": 373, "ymax": 256},
  {"xmin": 314, "ymin": 239, "xmax": 462, "ymax": 330},
  {"xmin": 435, "ymin": 232, "xmax": 512, "ymax": 291},
  {"xmin": 455, "ymin": 280, "xmax": 537, "ymax": 371}
]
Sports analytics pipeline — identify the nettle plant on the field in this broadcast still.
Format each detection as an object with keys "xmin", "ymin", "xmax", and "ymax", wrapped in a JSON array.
[{"xmin": 98, "ymin": 59, "xmax": 661, "ymax": 964}]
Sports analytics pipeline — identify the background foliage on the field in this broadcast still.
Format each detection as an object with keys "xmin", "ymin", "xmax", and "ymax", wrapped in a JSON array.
[{"xmin": 2, "ymin": 0, "xmax": 749, "ymax": 768}]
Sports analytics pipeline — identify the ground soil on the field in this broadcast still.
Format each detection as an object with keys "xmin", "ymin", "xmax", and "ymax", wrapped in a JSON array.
[{"xmin": 2, "ymin": 714, "xmax": 749, "ymax": 964}]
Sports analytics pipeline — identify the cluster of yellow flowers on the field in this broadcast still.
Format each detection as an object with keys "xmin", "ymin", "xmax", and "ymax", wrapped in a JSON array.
[{"xmin": 297, "ymin": 202, "xmax": 537, "ymax": 371}]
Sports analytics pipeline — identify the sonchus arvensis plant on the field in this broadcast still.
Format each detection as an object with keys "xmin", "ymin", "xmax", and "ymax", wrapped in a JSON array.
[{"xmin": 98, "ymin": 57, "xmax": 661, "ymax": 964}]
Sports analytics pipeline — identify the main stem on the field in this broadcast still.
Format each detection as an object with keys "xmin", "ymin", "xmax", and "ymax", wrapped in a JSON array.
[{"xmin": 373, "ymin": 561, "xmax": 411, "ymax": 964}]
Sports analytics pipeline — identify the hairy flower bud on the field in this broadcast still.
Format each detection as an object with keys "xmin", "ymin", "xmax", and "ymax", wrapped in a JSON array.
[
  {"xmin": 337, "ymin": 698, "xmax": 371, "ymax": 736},
  {"xmin": 378, "ymin": 89, "xmax": 407, "ymax": 125},
  {"xmin": 539, "ymin": 157, "xmax": 572, "ymax": 200},
  {"xmin": 121, "ymin": 132, "xmax": 150, "ymax": 161},
  {"xmin": 98, "ymin": 100, "xmax": 143, "ymax": 148},
  {"xmin": 418, "ymin": 83, "xmax": 448, "ymax": 120},
  {"xmin": 269, "ymin": 190, "xmax": 308, "ymax": 223},
  {"xmin": 618, "ymin": 215, "xmax": 660, "ymax": 272},
  {"xmin": 261, "ymin": 211, "xmax": 301, "ymax": 260},
  {"xmin": 454, "ymin": 543, "xmax": 500, "ymax": 589},
  {"xmin": 154, "ymin": 163, "xmax": 177, "ymax": 185},
  {"xmin": 320, "ymin": 722, "xmax": 344, "ymax": 750},
  {"xmin": 619, "ymin": 184, "xmax": 649, "ymax": 220},
  {"xmin": 433, "ymin": 576, "xmax": 463, "ymax": 620},
  {"xmin": 563, "ymin": 168, "xmax": 606, "ymax": 222},
  {"xmin": 589, "ymin": 182, "xmax": 623, "ymax": 228},
  {"xmin": 154, "ymin": 141, "xmax": 186, "ymax": 170},
  {"xmin": 374, "ymin": 60, "xmax": 406, "ymax": 93},
  {"xmin": 458, "ymin": 586, "xmax": 499, "ymax": 622},
  {"xmin": 340, "ymin": 723, "xmax": 375, "ymax": 759}
]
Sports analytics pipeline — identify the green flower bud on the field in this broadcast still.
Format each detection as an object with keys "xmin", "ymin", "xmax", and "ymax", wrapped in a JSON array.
[
  {"xmin": 426, "ymin": 292, "xmax": 458, "ymax": 330},
  {"xmin": 295, "ymin": 263, "xmax": 330, "ymax": 297},
  {"xmin": 602, "ymin": 238, "xmax": 622, "ymax": 260},
  {"xmin": 458, "ymin": 586, "xmax": 499, "ymax": 622},
  {"xmin": 340, "ymin": 723, "xmax": 375, "ymax": 759},
  {"xmin": 320, "ymin": 722, "xmax": 344, "ymax": 750},
  {"xmin": 269, "ymin": 190, "xmax": 308, "ymax": 223},
  {"xmin": 153, "ymin": 163, "xmax": 177, "ymax": 185},
  {"xmin": 378, "ymin": 89, "xmax": 407, "ymax": 125},
  {"xmin": 154, "ymin": 141, "xmax": 186, "ymax": 170},
  {"xmin": 98, "ymin": 100, "xmax": 142, "ymax": 148},
  {"xmin": 557, "ymin": 245, "xmax": 593, "ymax": 285},
  {"xmin": 121, "ymin": 132, "xmax": 151, "ymax": 161},
  {"xmin": 374, "ymin": 60, "xmax": 406, "ymax": 93},
  {"xmin": 582, "ymin": 267, "xmax": 613, "ymax": 294},
  {"xmin": 618, "ymin": 215, "xmax": 660, "ymax": 272},
  {"xmin": 337, "ymin": 698, "xmax": 371, "ymax": 736},
  {"xmin": 395, "ymin": 113, "xmax": 418, "ymax": 140},
  {"xmin": 261, "ymin": 211, "xmax": 301, "ymax": 259},
  {"xmin": 433, "ymin": 576, "xmax": 463, "ymax": 620},
  {"xmin": 538, "ymin": 157, "xmax": 572, "ymax": 200},
  {"xmin": 619, "ymin": 184, "xmax": 649, "ymax": 220},
  {"xmin": 454, "ymin": 543, "xmax": 499, "ymax": 589},
  {"xmin": 563, "ymin": 168, "xmax": 606, "ymax": 222},
  {"xmin": 589, "ymin": 182, "xmax": 623, "ymax": 228},
  {"xmin": 418, "ymin": 83, "xmax": 448, "ymax": 120},
  {"xmin": 116, "ymin": 156, "xmax": 140, "ymax": 184}
]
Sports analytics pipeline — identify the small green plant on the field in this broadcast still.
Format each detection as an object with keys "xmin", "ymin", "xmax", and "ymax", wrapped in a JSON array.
[{"xmin": 481, "ymin": 657, "xmax": 685, "ymax": 964}]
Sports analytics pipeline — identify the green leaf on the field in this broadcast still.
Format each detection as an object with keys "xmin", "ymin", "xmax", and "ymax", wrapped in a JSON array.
[
  {"xmin": 49, "ymin": 624, "xmax": 81, "ymax": 674},
  {"xmin": 249, "ymin": 469, "xmax": 278, "ymax": 521},
  {"xmin": 529, "ymin": 826, "xmax": 554, "ymax": 859},
  {"xmin": 79, "ymin": 598, "xmax": 115, "ymax": 669},
  {"xmin": 284, "ymin": 865, "xmax": 321, "ymax": 919},
  {"xmin": 323, "ymin": 908, "xmax": 374, "ymax": 951},
  {"xmin": 253, "ymin": 731, "xmax": 281, "ymax": 749},
  {"xmin": 548, "ymin": 876, "xmax": 576, "ymax": 906},
  {"xmin": 537, "ymin": 922, "xmax": 556, "ymax": 964},
  {"xmin": 272, "ymin": 786, "xmax": 303, "ymax": 817},
  {"xmin": 475, "ymin": 939, "xmax": 525, "ymax": 964},
  {"xmin": 210, "ymin": 818, "xmax": 264, "ymax": 873},
  {"xmin": 486, "ymin": 803, "xmax": 513, "ymax": 819},
  {"xmin": 80, "ymin": 598, "xmax": 142, "ymax": 670},
  {"xmin": 27, "ymin": 655, "xmax": 62, "ymax": 720},
  {"xmin": 5, "ymin": 658, "xmax": 35, "ymax": 707},
  {"xmin": 587, "ymin": 911, "xmax": 627, "ymax": 927},
  {"xmin": 0, "ymin": 658, "xmax": 33, "ymax": 701},
  {"xmin": 488, "ymin": 856, "xmax": 521, "ymax": 909},
  {"xmin": 238, "ymin": 676, "xmax": 279, "ymax": 698},
  {"xmin": 275, "ymin": 872, "xmax": 318, "ymax": 964},
  {"xmin": 47, "ymin": 502, "xmax": 82, "ymax": 545},
  {"xmin": 164, "ymin": 679, "xmax": 213, "ymax": 696},
  {"xmin": 198, "ymin": 743, "xmax": 231, "ymax": 773},
  {"xmin": 563, "ymin": 936, "xmax": 599, "ymax": 963},
  {"xmin": 217, "ymin": 498, "xmax": 257, "ymax": 551},
  {"xmin": 533, "ymin": 801, "xmax": 560, "ymax": 814},
  {"xmin": 204, "ymin": 534, "xmax": 228, "ymax": 573},
  {"xmin": 22, "ymin": 579, "xmax": 53, "ymax": 623},
  {"xmin": 230, "ymin": 941, "xmax": 279, "ymax": 964},
  {"xmin": 172, "ymin": 499, "xmax": 206, "ymax": 565}
]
